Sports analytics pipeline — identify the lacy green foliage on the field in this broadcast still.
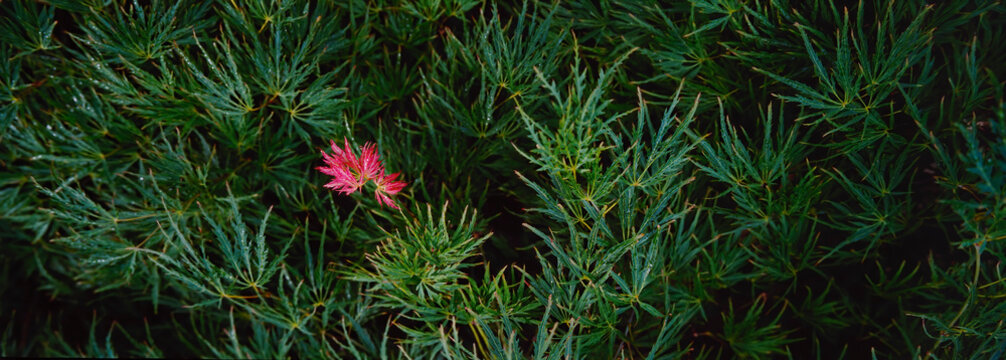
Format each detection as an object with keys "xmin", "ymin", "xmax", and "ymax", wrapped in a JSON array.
[
  {"xmin": 1, "ymin": 0, "xmax": 1004, "ymax": 359},
  {"xmin": 344, "ymin": 204, "xmax": 491, "ymax": 323}
]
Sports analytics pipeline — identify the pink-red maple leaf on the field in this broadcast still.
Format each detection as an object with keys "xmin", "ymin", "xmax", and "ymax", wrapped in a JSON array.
[{"xmin": 317, "ymin": 138, "xmax": 407, "ymax": 209}]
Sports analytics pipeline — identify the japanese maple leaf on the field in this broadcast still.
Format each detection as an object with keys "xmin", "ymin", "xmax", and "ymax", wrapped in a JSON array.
[{"xmin": 317, "ymin": 138, "xmax": 407, "ymax": 209}]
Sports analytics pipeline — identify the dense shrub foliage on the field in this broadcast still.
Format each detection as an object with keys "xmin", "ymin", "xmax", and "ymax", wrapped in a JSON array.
[{"xmin": 1, "ymin": 0, "xmax": 1004, "ymax": 358}]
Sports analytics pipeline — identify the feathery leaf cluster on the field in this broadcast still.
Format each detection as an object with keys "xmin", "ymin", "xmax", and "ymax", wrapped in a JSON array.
[{"xmin": 1, "ymin": 0, "xmax": 1004, "ymax": 358}]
